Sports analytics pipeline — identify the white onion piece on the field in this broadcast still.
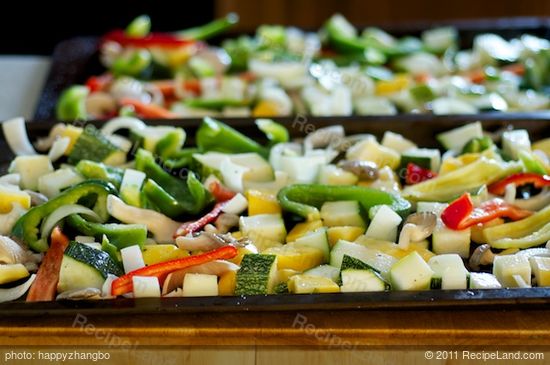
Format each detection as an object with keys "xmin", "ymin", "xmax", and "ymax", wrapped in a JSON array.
[
  {"xmin": 100, "ymin": 116, "xmax": 146, "ymax": 136},
  {"xmin": 102, "ymin": 274, "xmax": 118, "ymax": 298},
  {"xmin": 2, "ymin": 117, "xmax": 36, "ymax": 156},
  {"xmin": 0, "ymin": 174, "xmax": 21, "ymax": 187},
  {"xmin": 143, "ymin": 83, "xmax": 164, "ymax": 106},
  {"xmin": 504, "ymin": 183, "xmax": 516, "ymax": 204},
  {"xmin": 221, "ymin": 193, "xmax": 248, "ymax": 215},
  {"xmin": 107, "ymin": 134, "xmax": 133, "ymax": 153},
  {"xmin": 107, "ymin": 195, "xmax": 181, "ymax": 243},
  {"xmin": 0, "ymin": 274, "xmax": 35, "ymax": 303},
  {"xmin": 162, "ymin": 260, "xmax": 239, "ymax": 294},
  {"xmin": 48, "ymin": 137, "xmax": 70, "ymax": 162},
  {"xmin": 40, "ymin": 205, "xmax": 101, "ymax": 240}
]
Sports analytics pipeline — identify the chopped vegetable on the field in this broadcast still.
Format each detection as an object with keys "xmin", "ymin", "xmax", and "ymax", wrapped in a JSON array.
[
  {"xmin": 111, "ymin": 245, "xmax": 237, "ymax": 296},
  {"xmin": 441, "ymin": 193, "xmax": 532, "ymax": 230}
]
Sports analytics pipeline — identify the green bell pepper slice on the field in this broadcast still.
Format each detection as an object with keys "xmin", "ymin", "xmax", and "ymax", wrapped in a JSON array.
[
  {"xmin": 178, "ymin": 13, "xmax": 239, "ymax": 41},
  {"xmin": 75, "ymin": 160, "xmax": 124, "ymax": 189},
  {"xmin": 11, "ymin": 180, "xmax": 117, "ymax": 252},
  {"xmin": 196, "ymin": 117, "xmax": 268, "ymax": 157},
  {"xmin": 66, "ymin": 214, "xmax": 147, "ymax": 250},
  {"xmin": 56, "ymin": 85, "xmax": 89, "ymax": 121},
  {"xmin": 277, "ymin": 184, "xmax": 411, "ymax": 221},
  {"xmin": 135, "ymin": 149, "xmax": 211, "ymax": 216}
]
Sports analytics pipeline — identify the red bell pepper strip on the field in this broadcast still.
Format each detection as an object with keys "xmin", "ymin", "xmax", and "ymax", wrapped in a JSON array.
[
  {"xmin": 102, "ymin": 30, "xmax": 194, "ymax": 49},
  {"xmin": 174, "ymin": 201, "xmax": 227, "ymax": 237},
  {"xmin": 488, "ymin": 173, "xmax": 550, "ymax": 195},
  {"xmin": 405, "ymin": 163, "xmax": 437, "ymax": 185},
  {"xmin": 119, "ymin": 97, "xmax": 178, "ymax": 119},
  {"xmin": 441, "ymin": 193, "xmax": 533, "ymax": 230},
  {"xmin": 208, "ymin": 181, "xmax": 236, "ymax": 202},
  {"xmin": 111, "ymin": 245, "xmax": 238, "ymax": 296},
  {"xmin": 152, "ymin": 79, "xmax": 202, "ymax": 98},
  {"xmin": 85, "ymin": 74, "xmax": 113, "ymax": 93},
  {"xmin": 26, "ymin": 227, "xmax": 69, "ymax": 302}
]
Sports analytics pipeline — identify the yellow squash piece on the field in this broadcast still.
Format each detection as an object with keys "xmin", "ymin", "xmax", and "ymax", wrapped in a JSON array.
[
  {"xmin": 60, "ymin": 125, "xmax": 83, "ymax": 155},
  {"xmin": 286, "ymin": 220, "xmax": 323, "ymax": 242},
  {"xmin": 375, "ymin": 74, "xmax": 411, "ymax": 96},
  {"xmin": 288, "ymin": 274, "xmax": 340, "ymax": 294},
  {"xmin": 0, "ymin": 264, "xmax": 29, "ymax": 285},
  {"xmin": 277, "ymin": 269, "xmax": 300, "ymax": 282},
  {"xmin": 142, "ymin": 245, "xmax": 189, "ymax": 265},
  {"xmin": 218, "ymin": 270, "xmax": 237, "ymax": 296},
  {"xmin": 533, "ymin": 138, "xmax": 550, "ymax": 156},
  {"xmin": 252, "ymin": 100, "xmax": 280, "ymax": 117},
  {"xmin": 246, "ymin": 190, "xmax": 282, "ymax": 216},
  {"xmin": 355, "ymin": 236, "xmax": 435, "ymax": 262},
  {"xmin": 0, "ymin": 186, "xmax": 30, "ymax": 213},
  {"xmin": 228, "ymin": 243, "xmax": 259, "ymax": 265},
  {"xmin": 327, "ymin": 226, "xmax": 365, "ymax": 247},
  {"xmin": 264, "ymin": 243, "xmax": 324, "ymax": 272}
]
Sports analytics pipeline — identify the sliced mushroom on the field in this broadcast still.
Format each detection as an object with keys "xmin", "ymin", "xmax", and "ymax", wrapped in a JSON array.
[
  {"xmin": 397, "ymin": 212, "xmax": 437, "ymax": 250},
  {"xmin": 337, "ymin": 160, "xmax": 379, "ymax": 181},
  {"xmin": 304, "ymin": 125, "xmax": 345, "ymax": 150},
  {"xmin": 175, "ymin": 232, "xmax": 251, "ymax": 251},
  {"xmin": 56, "ymin": 288, "xmax": 102, "ymax": 301},
  {"xmin": 215, "ymin": 213, "xmax": 240, "ymax": 233},
  {"xmin": 85, "ymin": 92, "xmax": 117, "ymax": 119},
  {"xmin": 34, "ymin": 123, "xmax": 67, "ymax": 151},
  {"xmin": 333, "ymin": 134, "xmax": 375, "ymax": 152},
  {"xmin": 162, "ymin": 260, "xmax": 240, "ymax": 295},
  {"xmin": 0, "ymin": 236, "xmax": 42, "ymax": 271},
  {"xmin": 469, "ymin": 244, "xmax": 496, "ymax": 271}
]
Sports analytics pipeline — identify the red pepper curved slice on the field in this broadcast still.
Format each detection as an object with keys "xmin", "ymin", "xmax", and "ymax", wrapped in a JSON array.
[
  {"xmin": 102, "ymin": 30, "xmax": 194, "ymax": 49},
  {"xmin": 488, "ymin": 173, "xmax": 550, "ymax": 195},
  {"xmin": 209, "ymin": 181, "xmax": 236, "ymax": 203},
  {"xmin": 441, "ymin": 193, "xmax": 533, "ymax": 230},
  {"xmin": 174, "ymin": 202, "xmax": 227, "ymax": 238},
  {"xmin": 405, "ymin": 163, "xmax": 437, "ymax": 185},
  {"xmin": 111, "ymin": 245, "xmax": 238, "ymax": 296},
  {"xmin": 85, "ymin": 74, "xmax": 113, "ymax": 93},
  {"xmin": 26, "ymin": 227, "xmax": 69, "ymax": 302}
]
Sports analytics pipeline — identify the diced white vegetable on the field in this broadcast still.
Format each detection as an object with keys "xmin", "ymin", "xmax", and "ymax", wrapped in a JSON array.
[
  {"xmin": 431, "ymin": 97, "xmax": 478, "ymax": 115},
  {"xmin": 9, "ymin": 155, "xmax": 53, "ymax": 190},
  {"xmin": 183, "ymin": 273, "xmax": 218, "ymax": 297},
  {"xmin": 493, "ymin": 255, "xmax": 531, "ymax": 288},
  {"xmin": 0, "ymin": 174, "xmax": 21, "ymax": 187},
  {"xmin": 120, "ymin": 169, "xmax": 146, "ymax": 207},
  {"xmin": 280, "ymin": 155, "xmax": 326, "ymax": 183},
  {"xmin": 381, "ymin": 131, "xmax": 417, "ymax": 153},
  {"xmin": 48, "ymin": 137, "xmax": 70, "ymax": 162},
  {"xmin": 390, "ymin": 251, "xmax": 434, "ymax": 290},
  {"xmin": 38, "ymin": 168, "xmax": 84, "ymax": 198},
  {"xmin": 239, "ymin": 214, "xmax": 286, "ymax": 244},
  {"xmin": 132, "ymin": 276, "xmax": 161, "ymax": 298},
  {"xmin": 502, "ymin": 129, "xmax": 531, "ymax": 160},
  {"xmin": 1, "ymin": 117, "xmax": 36, "ymax": 156},
  {"xmin": 529, "ymin": 256, "xmax": 550, "ymax": 287},
  {"xmin": 220, "ymin": 157, "xmax": 249, "ymax": 192},
  {"xmin": 469, "ymin": 272, "xmax": 502, "ymax": 289},
  {"xmin": 121, "ymin": 245, "xmax": 146, "ymax": 274},
  {"xmin": 428, "ymin": 254, "xmax": 468, "ymax": 289},
  {"xmin": 365, "ymin": 205, "xmax": 402, "ymax": 242},
  {"xmin": 221, "ymin": 193, "xmax": 248, "ymax": 215},
  {"xmin": 321, "ymin": 201, "xmax": 365, "ymax": 228}
]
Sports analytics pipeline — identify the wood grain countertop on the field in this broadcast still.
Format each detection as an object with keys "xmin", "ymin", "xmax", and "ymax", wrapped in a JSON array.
[{"xmin": 1, "ymin": 308, "xmax": 550, "ymax": 347}]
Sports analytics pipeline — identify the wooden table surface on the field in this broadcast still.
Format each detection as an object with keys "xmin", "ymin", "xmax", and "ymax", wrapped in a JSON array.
[{"xmin": 1, "ymin": 308, "xmax": 549, "ymax": 364}]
